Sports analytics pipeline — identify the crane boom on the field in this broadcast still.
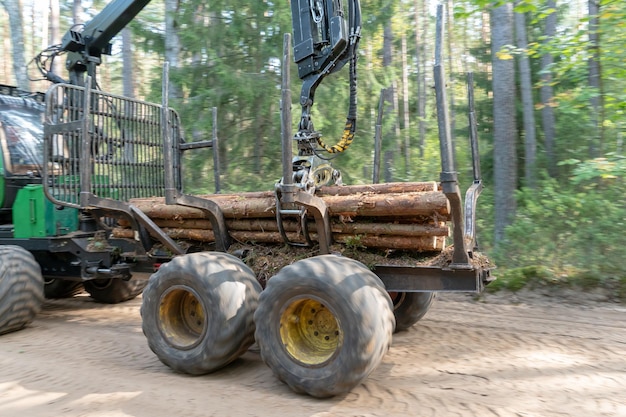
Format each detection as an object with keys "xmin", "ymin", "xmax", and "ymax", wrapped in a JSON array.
[{"xmin": 59, "ymin": 0, "xmax": 152, "ymax": 86}]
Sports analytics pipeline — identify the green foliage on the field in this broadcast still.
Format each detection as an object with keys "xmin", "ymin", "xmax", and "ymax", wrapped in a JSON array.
[
  {"xmin": 561, "ymin": 154, "xmax": 626, "ymax": 185},
  {"xmin": 343, "ymin": 235, "xmax": 365, "ymax": 250},
  {"xmin": 158, "ymin": 0, "xmax": 292, "ymax": 193},
  {"xmin": 528, "ymin": 0, "xmax": 626, "ymax": 157},
  {"xmin": 492, "ymin": 165, "xmax": 626, "ymax": 281},
  {"xmin": 486, "ymin": 265, "xmax": 556, "ymax": 293},
  {"xmin": 569, "ymin": 271, "xmax": 603, "ymax": 290},
  {"xmin": 486, "ymin": 266, "xmax": 626, "ymax": 303}
]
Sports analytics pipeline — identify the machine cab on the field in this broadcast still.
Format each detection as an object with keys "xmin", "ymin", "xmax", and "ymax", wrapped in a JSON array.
[{"xmin": 0, "ymin": 88, "xmax": 45, "ymax": 218}]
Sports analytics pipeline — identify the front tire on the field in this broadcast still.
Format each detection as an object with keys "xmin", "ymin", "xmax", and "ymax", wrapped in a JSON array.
[
  {"xmin": 141, "ymin": 252, "xmax": 262, "ymax": 375},
  {"xmin": 254, "ymin": 255, "xmax": 395, "ymax": 398},
  {"xmin": 0, "ymin": 246, "xmax": 44, "ymax": 335}
]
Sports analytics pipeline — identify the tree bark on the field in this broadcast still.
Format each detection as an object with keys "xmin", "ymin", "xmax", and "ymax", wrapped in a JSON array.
[
  {"xmin": 413, "ymin": 0, "xmax": 426, "ymax": 158},
  {"xmin": 587, "ymin": 0, "xmax": 603, "ymax": 157},
  {"xmin": 120, "ymin": 217, "xmax": 448, "ymax": 238},
  {"xmin": 515, "ymin": 1, "xmax": 537, "ymax": 188},
  {"xmin": 334, "ymin": 234, "xmax": 445, "ymax": 251},
  {"xmin": 112, "ymin": 227, "xmax": 445, "ymax": 252},
  {"xmin": 129, "ymin": 189, "xmax": 450, "ymax": 220},
  {"xmin": 383, "ymin": 22, "xmax": 393, "ymax": 67},
  {"xmin": 1, "ymin": 0, "xmax": 29, "ymax": 90},
  {"xmin": 72, "ymin": 0, "xmax": 82, "ymax": 24},
  {"xmin": 401, "ymin": 34, "xmax": 410, "ymax": 177},
  {"xmin": 49, "ymin": 0, "xmax": 63, "ymax": 81},
  {"xmin": 122, "ymin": 27, "xmax": 135, "ymax": 99},
  {"xmin": 446, "ymin": 0, "xmax": 457, "ymax": 163},
  {"xmin": 322, "ymin": 191, "xmax": 450, "ymax": 218},
  {"xmin": 383, "ymin": 22, "xmax": 399, "ymax": 178},
  {"xmin": 317, "ymin": 181, "xmax": 438, "ymax": 195},
  {"xmin": 491, "ymin": 3, "xmax": 518, "ymax": 245},
  {"xmin": 541, "ymin": 0, "xmax": 557, "ymax": 178},
  {"xmin": 165, "ymin": 0, "xmax": 181, "ymax": 100},
  {"xmin": 39, "ymin": 0, "xmax": 49, "ymax": 64}
]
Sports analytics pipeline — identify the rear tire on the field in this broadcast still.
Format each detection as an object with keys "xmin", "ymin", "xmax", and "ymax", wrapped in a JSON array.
[
  {"xmin": 390, "ymin": 291, "xmax": 435, "ymax": 332},
  {"xmin": 141, "ymin": 252, "xmax": 262, "ymax": 375},
  {"xmin": 84, "ymin": 277, "xmax": 147, "ymax": 304},
  {"xmin": 0, "ymin": 246, "xmax": 44, "ymax": 335},
  {"xmin": 44, "ymin": 278, "xmax": 83, "ymax": 299},
  {"xmin": 254, "ymin": 255, "xmax": 395, "ymax": 398}
]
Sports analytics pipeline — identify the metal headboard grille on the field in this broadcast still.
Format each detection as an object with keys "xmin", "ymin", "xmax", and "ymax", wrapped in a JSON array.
[{"xmin": 43, "ymin": 83, "xmax": 181, "ymax": 208}]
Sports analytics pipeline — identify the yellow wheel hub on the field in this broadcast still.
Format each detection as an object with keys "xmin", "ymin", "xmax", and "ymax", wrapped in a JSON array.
[
  {"xmin": 158, "ymin": 286, "xmax": 206, "ymax": 349},
  {"xmin": 280, "ymin": 298, "xmax": 342, "ymax": 366}
]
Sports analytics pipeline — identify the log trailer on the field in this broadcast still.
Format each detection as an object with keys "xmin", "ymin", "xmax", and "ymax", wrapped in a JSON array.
[{"xmin": 0, "ymin": 0, "xmax": 492, "ymax": 397}]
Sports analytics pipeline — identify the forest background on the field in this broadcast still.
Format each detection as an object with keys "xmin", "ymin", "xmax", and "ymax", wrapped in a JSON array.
[{"xmin": 1, "ymin": 0, "xmax": 624, "ymax": 297}]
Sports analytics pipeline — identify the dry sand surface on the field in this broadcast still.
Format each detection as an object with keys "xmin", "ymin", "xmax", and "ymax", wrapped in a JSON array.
[{"xmin": 1, "ymin": 291, "xmax": 625, "ymax": 417}]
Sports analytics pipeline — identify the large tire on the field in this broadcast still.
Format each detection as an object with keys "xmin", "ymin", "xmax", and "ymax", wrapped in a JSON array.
[
  {"xmin": 254, "ymin": 254, "xmax": 395, "ymax": 398},
  {"xmin": 0, "ymin": 245, "xmax": 44, "ymax": 335},
  {"xmin": 44, "ymin": 278, "xmax": 83, "ymax": 299},
  {"xmin": 141, "ymin": 252, "xmax": 262, "ymax": 375},
  {"xmin": 390, "ymin": 291, "xmax": 435, "ymax": 332},
  {"xmin": 84, "ymin": 277, "xmax": 147, "ymax": 304}
]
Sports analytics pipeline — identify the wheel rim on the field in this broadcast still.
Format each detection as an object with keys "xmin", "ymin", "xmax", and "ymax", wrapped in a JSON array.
[
  {"xmin": 279, "ymin": 297, "xmax": 342, "ymax": 366},
  {"xmin": 388, "ymin": 291, "xmax": 406, "ymax": 310},
  {"xmin": 158, "ymin": 286, "xmax": 207, "ymax": 350}
]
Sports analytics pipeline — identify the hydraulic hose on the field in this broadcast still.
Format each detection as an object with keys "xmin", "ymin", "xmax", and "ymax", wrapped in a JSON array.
[{"xmin": 316, "ymin": 0, "xmax": 360, "ymax": 154}]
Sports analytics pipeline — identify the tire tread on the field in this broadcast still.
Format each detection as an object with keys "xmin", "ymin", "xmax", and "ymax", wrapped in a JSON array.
[{"xmin": 0, "ymin": 246, "xmax": 44, "ymax": 335}]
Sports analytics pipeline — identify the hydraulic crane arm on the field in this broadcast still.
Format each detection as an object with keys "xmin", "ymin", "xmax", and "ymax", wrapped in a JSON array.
[
  {"xmin": 63, "ymin": 0, "xmax": 152, "ymax": 86},
  {"xmin": 290, "ymin": 0, "xmax": 361, "ymax": 156}
]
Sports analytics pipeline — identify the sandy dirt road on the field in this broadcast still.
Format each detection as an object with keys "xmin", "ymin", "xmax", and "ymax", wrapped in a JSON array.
[{"xmin": 1, "ymin": 292, "xmax": 625, "ymax": 417}]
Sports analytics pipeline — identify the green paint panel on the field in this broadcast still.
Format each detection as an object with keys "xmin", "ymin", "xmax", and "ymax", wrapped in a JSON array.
[{"xmin": 13, "ymin": 184, "xmax": 78, "ymax": 238}]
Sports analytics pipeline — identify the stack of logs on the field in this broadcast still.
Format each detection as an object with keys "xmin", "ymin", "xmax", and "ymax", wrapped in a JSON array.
[{"xmin": 113, "ymin": 181, "xmax": 451, "ymax": 252}]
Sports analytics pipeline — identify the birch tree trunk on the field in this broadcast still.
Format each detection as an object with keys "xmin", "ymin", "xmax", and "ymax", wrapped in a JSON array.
[
  {"xmin": 31, "ymin": 0, "xmax": 44, "ymax": 75},
  {"xmin": 1, "ymin": 15, "xmax": 8, "ymax": 81},
  {"xmin": 73, "ymin": 0, "xmax": 82, "ymax": 24},
  {"xmin": 165, "ymin": 0, "xmax": 181, "ymax": 100},
  {"xmin": 1, "ymin": 0, "xmax": 30, "ymax": 90},
  {"xmin": 29, "ymin": 0, "xmax": 48, "ymax": 91},
  {"xmin": 49, "ymin": 0, "xmax": 63, "ymax": 81},
  {"xmin": 122, "ymin": 27, "xmax": 135, "ymax": 98}
]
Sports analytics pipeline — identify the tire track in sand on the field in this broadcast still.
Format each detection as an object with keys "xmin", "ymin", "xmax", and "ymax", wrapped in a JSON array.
[{"xmin": 0, "ymin": 293, "xmax": 624, "ymax": 417}]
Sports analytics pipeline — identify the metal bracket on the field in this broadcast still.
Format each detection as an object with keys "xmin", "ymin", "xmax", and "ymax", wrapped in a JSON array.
[
  {"xmin": 164, "ymin": 192, "xmax": 230, "ymax": 252},
  {"xmin": 374, "ymin": 264, "xmax": 491, "ymax": 293},
  {"xmin": 160, "ymin": 63, "xmax": 230, "ymax": 252},
  {"xmin": 275, "ymin": 187, "xmax": 314, "ymax": 248}
]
